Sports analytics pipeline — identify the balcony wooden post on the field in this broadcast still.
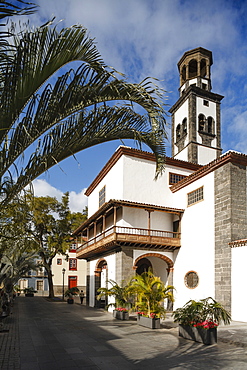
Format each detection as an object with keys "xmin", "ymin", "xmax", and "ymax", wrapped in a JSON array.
[
  {"xmin": 113, "ymin": 206, "xmax": 117, "ymax": 233},
  {"xmin": 93, "ymin": 222, "xmax": 96, "ymax": 240},
  {"xmin": 146, "ymin": 210, "xmax": 153, "ymax": 238},
  {"xmin": 102, "ymin": 214, "xmax": 106, "ymax": 237}
]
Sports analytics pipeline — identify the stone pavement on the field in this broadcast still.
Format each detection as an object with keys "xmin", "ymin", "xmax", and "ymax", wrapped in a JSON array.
[{"xmin": 0, "ymin": 296, "xmax": 247, "ymax": 369}]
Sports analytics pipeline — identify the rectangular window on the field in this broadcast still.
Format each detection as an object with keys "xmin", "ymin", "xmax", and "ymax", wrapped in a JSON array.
[
  {"xmin": 169, "ymin": 172, "xmax": 187, "ymax": 185},
  {"xmin": 36, "ymin": 281, "xmax": 44, "ymax": 291},
  {"xmin": 70, "ymin": 243, "xmax": 77, "ymax": 252},
  {"xmin": 187, "ymin": 186, "xmax": 204, "ymax": 206},
  {"xmin": 57, "ymin": 258, "xmax": 62, "ymax": 265},
  {"xmin": 99, "ymin": 185, "xmax": 106, "ymax": 208},
  {"xmin": 69, "ymin": 258, "xmax": 77, "ymax": 271},
  {"xmin": 203, "ymin": 99, "xmax": 209, "ymax": 106}
]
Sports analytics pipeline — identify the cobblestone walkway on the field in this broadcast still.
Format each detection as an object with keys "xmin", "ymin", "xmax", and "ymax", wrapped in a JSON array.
[{"xmin": 0, "ymin": 301, "xmax": 20, "ymax": 369}]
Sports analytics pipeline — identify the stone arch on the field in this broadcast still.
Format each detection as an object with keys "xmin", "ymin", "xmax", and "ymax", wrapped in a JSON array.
[
  {"xmin": 135, "ymin": 257, "xmax": 152, "ymax": 275},
  {"xmin": 181, "ymin": 65, "xmax": 186, "ymax": 84},
  {"xmin": 200, "ymin": 58, "xmax": 207, "ymax": 77},
  {"xmin": 176, "ymin": 123, "xmax": 181, "ymax": 141},
  {"xmin": 133, "ymin": 253, "xmax": 174, "ymax": 271},
  {"xmin": 94, "ymin": 258, "xmax": 108, "ymax": 308},
  {"xmin": 198, "ymin": 113, "xmax": 206, "ymax": 131},
  {"xmin": 188, "ymin": 59, "xmax": 197, "ymax": 78},
  {"xmin": 207, "ymin": 116, "xmax": 214, "ymax": 134},
  {"xmin": 95, "ymin": 258, "xmax": 107, "ymax": 276}
]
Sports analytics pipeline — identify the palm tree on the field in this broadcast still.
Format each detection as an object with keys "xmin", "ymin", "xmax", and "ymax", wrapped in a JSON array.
[
  {"xmin": 0, "ymin": 2, "xmax": 167, "ymax": 206},
  {"xmin": 97, "ymin": 279, "xmax": 132, "ymax": 310},
  {"xmin": 129, "ymin": 269, "xmax": 174, "ymax": 318}
]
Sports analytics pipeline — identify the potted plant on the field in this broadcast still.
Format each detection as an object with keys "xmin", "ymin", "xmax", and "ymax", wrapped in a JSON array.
[
  {"xmin": 129, "ymin": 269, "xmax": 174, "ymax": 329},
  {"xmin": 172, "ymin": 297, "xmax": 231, "ymax": 345},
  {"xmin": 65, "ymin": 287, "xmax": 79, "ymax": 304},
  {"xmin": 13, "ymin": 285, "xmax": 21, "ymax": 296},
  {"xmin": 97, "ymin": 279, "xmax": 132, "ymax": 320},
  {"xmin": 23, "ymin": 287, "xmax": 37, "ymax": 297}
]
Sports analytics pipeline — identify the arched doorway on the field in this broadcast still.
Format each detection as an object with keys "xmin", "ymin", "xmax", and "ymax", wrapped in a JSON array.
[
  {"xmin": 134, "ymin": 253, "xmax": 174, "ymax": 310},
  {"xmin": 94, "ymin": 259, "xmax": 108, "ymax": 308},
  {"xmin": 136, "ymin": 257, "xmax": 152, "ymax": 275}
]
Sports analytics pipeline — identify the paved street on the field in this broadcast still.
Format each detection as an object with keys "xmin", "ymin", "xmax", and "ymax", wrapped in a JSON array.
[{"xmin": 1, "ymin": 296, "xmax": 247, "ymax": 369}]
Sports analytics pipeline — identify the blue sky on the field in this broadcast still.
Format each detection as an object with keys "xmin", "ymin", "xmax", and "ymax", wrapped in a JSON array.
[{"xmin": 16, "ymin": 0, "xmax": 247, "ymax": 211}]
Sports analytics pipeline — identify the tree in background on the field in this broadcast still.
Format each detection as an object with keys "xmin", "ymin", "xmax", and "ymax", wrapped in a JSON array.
[
  {"xmin": 23, "ymin": 192, "xmax": 86, "ymax": 298},
  {"xmin": 0, "ymin": 0, "xmax": 167, "ymax": 207},
  {"xmin": 0, "ymin": 190, "xmax": 86, "ymax": 298}
]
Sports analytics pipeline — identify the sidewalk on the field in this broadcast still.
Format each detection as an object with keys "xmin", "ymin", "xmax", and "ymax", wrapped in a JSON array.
[
  {"xmin": 0, "ymin": 297, "xmax": 247, "ymax": 369},
  {"xmin": 164, "ymin": 313, "xmax": 247, "ymax": 347}
]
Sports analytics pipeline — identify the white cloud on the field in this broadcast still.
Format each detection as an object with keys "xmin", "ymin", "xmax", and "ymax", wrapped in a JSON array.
[
  {"xmin": 32, "ymin": 179, "xmax": 87, "ymax": 213},
  {"xmin": 32, "ymin": 179, "xmax": 63, "ymax": 198},
  {"xmin": 68, "ymin": 189, "xmax": 88, "ymax": 213},
  {"xmin": 16, "ymin": 0, "xmax": 247, "ymax": 167}
]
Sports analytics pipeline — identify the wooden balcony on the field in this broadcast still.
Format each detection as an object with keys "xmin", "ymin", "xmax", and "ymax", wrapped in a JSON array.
[{"xmin": 76, "ymin": 226, "xmax": 181, "ymax": 259}]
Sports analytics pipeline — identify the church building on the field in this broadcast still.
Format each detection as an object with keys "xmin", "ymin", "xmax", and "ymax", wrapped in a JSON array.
[{"xmin": 73, "ymin": 47, "xmax": 247, "ymax": 322}]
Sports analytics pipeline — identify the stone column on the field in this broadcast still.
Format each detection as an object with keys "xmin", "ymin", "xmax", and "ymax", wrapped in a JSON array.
[{"xmin": 214, "ymin": 162, "xmax": 247, "ymax": 312}]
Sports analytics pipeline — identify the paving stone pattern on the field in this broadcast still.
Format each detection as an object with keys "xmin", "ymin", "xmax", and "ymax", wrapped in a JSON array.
[{"xmin": 1, "ymin": 297, "xmax": 247, "ymax": 369}]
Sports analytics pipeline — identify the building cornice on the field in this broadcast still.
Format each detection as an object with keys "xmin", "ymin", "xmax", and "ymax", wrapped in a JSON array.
[
  {"xmin": 85, "ymin": 146, "xmax": 201, "ymax": 196},
  {"xmin": 171, "ymin": 151, "xmax": 247, "ymax": 193},
  {"xmin": 229, "ymin": 239, "xmax": 247, "ymax": 248},
  {"xmin": 169, "ymin": 85, "xmax": 224, "ymax": 114},
  {"xmin": 178, "ymin": 47, "xmax": 213, "ymax": 68}
]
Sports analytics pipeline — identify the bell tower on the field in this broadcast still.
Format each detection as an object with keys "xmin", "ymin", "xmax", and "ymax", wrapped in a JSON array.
[{"xmin": 169, "ymin": 47, "xmax": 224, "ymax": 165}]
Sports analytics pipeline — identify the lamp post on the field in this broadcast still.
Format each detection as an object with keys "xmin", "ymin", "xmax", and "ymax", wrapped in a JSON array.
[{"xmin": 62, "ymin": 268, "xmax": 66, "ymax": 301}]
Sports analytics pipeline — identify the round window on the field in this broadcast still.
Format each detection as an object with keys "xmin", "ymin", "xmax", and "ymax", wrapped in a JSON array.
[{"xmin": 184, "ymin": 271, "xmax": 199, "ymax": 289}]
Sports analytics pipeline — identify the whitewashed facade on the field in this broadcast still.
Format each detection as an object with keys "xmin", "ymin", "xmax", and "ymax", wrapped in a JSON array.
[{"xmin": 74, "ymin": 47, "xmax": 247, "ymax": 322}]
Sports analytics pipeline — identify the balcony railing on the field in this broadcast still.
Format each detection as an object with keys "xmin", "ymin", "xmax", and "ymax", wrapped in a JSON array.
[{"xmin": 77, "ymin": 226, "xmax": 180, "ymax": 256}]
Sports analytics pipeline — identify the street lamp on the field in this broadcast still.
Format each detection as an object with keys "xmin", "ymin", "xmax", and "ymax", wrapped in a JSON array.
[{"xmin": 62, "ymin": 268, "xmax": 66, "ymax": 301}]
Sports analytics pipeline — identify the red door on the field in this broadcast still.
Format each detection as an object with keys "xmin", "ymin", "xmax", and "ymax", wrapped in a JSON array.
[{"xmin": 68, "ymin": 276, "xmax": 77, "ymax": 289}]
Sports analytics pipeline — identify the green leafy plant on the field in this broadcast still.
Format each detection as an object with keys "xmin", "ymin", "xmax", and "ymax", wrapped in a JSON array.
[
  {"xmin": 97, "ymin": 279, "xmax": 132, "ymax": 310},
  {"xmin": 129, "ymin": 269, "xmax": 174, "ymax": 319},
  {"xmin": 23, "ymin": 287, "xmax": 37, "ymax": 294},
  {"xmin": 65, "ymin": 287, "xmax": 79, "ymax": 299},
  {"xmin": 172, "ymin": 297, "xmax": 231, "ymax": 327}
]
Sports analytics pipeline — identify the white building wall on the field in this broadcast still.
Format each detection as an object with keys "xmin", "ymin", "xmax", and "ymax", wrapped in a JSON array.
[
  {"xmin": 121, "ymin": 207, "xmax": 173, "ymax": 232},
  {"xmin": 198, "ymin": 145, "xmax": 218, "ymax": 165},
  {"xmin": 87, "ymin": 151, "xmax": 195, "ymax": 215},
  {"xmin": 231, "ymin": 246, "xmax": 247, "ymax": 322},
  {"xmin": 88, "ymin": 254, "xmax": 116, "ymax": 308},
  {"xmin": 52, "ymin": 252, "xmax": 87, "ymax": 288},
  {"xmin": 174, "ymin": 147, "xmax": 188, "ymax": 162},
  {"xmin": 121, "ymin": 155, "xmax": 193, "ymax": 208},
  {"xmin": 173, "ymin": 100, "xmax": 189, "ymax": 157},
  {"xmin": 172, "ymin": 172, "xmax": 215, "ymax": 309},
  {"xmin": 87, "ymin": 155, "xmax": 124, "ymax": 217}
]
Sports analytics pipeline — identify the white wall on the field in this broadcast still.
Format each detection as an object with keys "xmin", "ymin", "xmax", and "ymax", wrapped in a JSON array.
[
  {"xmin": 88, "ymin": 254, "xmax": 116, "ymax": 308},
  {"xmin": 87, "ymin": 151, "xmax": 195, "ymax": 217},
  {"xmin": 231, "ymin": 245, "xmax": 247, "ymax": 322},
  {"xmin": 121, "ymin": 207, "xmax": 173, "ymax": 232},
  {"xmin": 172, "ymin": 172, "xmax": 215, "ymax": 309},
  {"xmin": 87, "ymin": 156, "xmax": 124, "ymax": 217},
  {"xmin": 198, "ymin": 145, "xmax": 218, "ymax": 165},
  {"xmin": 52, "ymin": 252, "xmax": 87, "ymax": 287},
  {"xmin": 122, "ymin": 155, "xmax": 193, "ymax": 208},
  {"xmin": 173, "ymin": 100, "xmax": 189, "ymax": 157}
]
